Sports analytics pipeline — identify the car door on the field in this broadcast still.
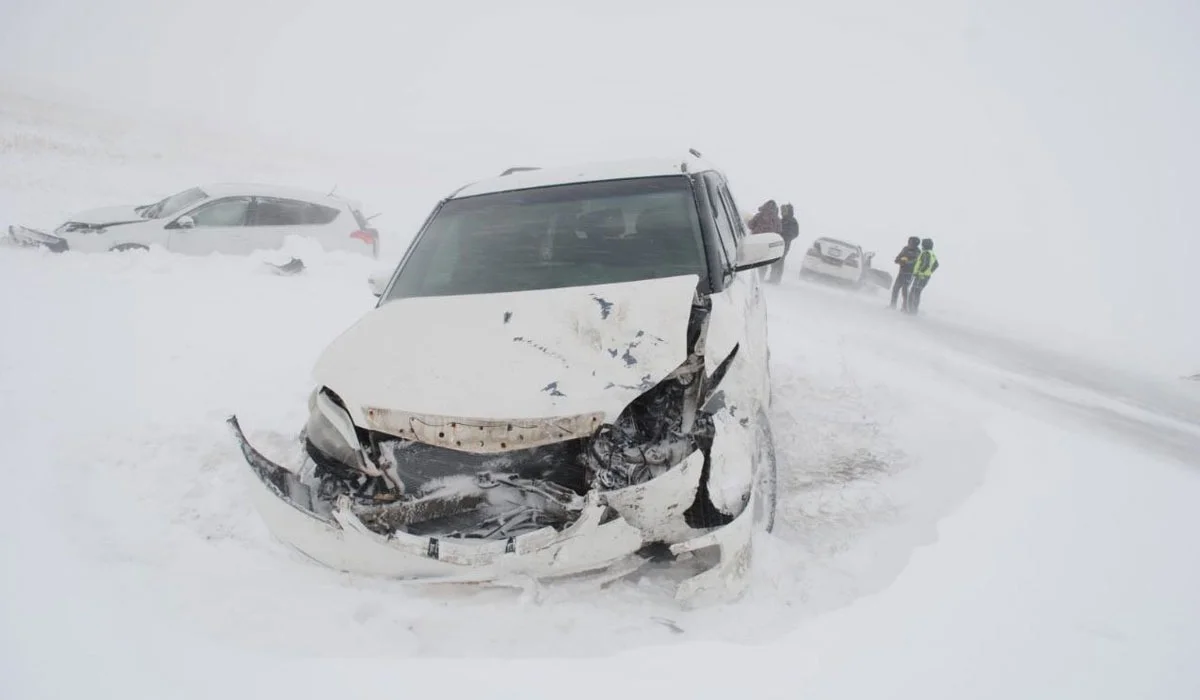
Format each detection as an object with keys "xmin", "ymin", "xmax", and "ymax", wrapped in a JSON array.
[{"xmin": 166, "ymin": 197, "xmax": 254, "ymax": 255}]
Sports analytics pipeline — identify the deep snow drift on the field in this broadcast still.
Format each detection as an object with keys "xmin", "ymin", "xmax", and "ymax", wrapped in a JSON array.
[
  {"xmin": 3, "ymin": 243, "xmax": 1199, "ymax": 698},
  {"xmin": 0, "ymin": 245, "xmax": 985, "ymax": 654},
  {"xmin": 3, "ymin": 94, "xmax": 1200, "ymax": 699}
]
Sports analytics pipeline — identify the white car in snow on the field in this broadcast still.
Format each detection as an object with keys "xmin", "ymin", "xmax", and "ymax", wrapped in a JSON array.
[
  {"xmin": 229, "ymin": 154, "xmax": 786, "ymax": 603},
  {"xmin": 6, "ymin": 183, "xmax": 380, "ymax": 258},
  {"xmin": 798, "ymin": 236, "xmax": 876, "ymax": 286}
]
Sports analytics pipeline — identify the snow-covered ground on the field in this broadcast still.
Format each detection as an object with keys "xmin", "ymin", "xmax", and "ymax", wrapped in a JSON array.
[{"xmin": 2, "ymin": 94, "xmax": 1200, "ymax": 699}]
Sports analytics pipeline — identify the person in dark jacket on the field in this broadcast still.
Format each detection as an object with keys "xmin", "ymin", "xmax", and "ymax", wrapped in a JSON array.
[
  {"xmin": 766, "ymin": 203, "xmax": 800, "ymax": 284},
  {"xmin": 890, "ymin": 236, "xmax": 921, "ymax": 310},
  {"xmin": 907, "ymin": 238, "xmax": 939, "ymax": 314},
  {"xmin": 748, "ymin": 200, "xmax": 780, "ymax": 235}
]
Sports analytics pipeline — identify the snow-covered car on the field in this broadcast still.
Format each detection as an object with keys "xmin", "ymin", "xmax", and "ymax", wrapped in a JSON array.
[
  {"xmin": 6, "ymin": 183, "xmax": 379, "ymax": 257},
  {"xmin": 798, "ymin": 236, "xmax": 881, "ymax": 288},
  {"xmin": 228, "ymin": 154, "xmax": 785, "ymax": 603}
]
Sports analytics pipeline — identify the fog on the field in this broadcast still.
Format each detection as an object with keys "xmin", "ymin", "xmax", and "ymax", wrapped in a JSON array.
[{"xmin": 1, "ymin": 0, "xmax": 1196, "ymax": 371}]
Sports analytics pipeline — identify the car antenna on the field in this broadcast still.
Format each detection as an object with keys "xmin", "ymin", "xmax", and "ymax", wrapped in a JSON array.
[
  {"xmin": 689, "ymin": 148, "xmax": 703, "ymax": 158},
  {"xmin": 327, "ymin": 184, "xmax": 338, "ymax": 197}
]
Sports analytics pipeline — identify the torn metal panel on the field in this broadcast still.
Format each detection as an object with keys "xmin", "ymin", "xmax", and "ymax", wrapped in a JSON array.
[{"xmin": 703, "ymin": 289, "xmax": 744, "ymax": 378}]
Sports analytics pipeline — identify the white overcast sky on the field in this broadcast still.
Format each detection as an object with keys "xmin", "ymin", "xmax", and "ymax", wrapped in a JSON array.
[{"xmin": 1, "ymin": 0, "xmax": 1197, "ymax": 365}]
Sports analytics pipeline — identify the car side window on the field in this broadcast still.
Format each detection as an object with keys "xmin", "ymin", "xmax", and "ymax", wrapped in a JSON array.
[
  {"xmin": 703, "ymin": 174, "xmax": 738, "ymax": 266},
  {"xmin": 307, "ymin": 204, "xmax": 340, "ymax": 225},
  {"xmin": 189, "ymin": 197, "xmax": 250, "ymax": 227},
  {"xmin": 252, "ymin": 198, "xmax": 339, "ymax": 226},
  {"xmin": 717, "ymin": 181, "xmax": 747, "ymax": 241}
]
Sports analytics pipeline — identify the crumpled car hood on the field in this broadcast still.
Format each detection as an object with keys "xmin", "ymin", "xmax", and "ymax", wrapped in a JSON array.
[
  {"xmin": 313, "ymin": 274, "xmax": 701, "ymax": 424},
  {"xmin": 63, "ymin": 205, "xmax": 145, "ymax": 227}
]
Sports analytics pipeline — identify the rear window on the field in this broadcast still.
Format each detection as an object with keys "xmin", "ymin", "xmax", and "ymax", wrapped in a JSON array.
[
  {"xmin": 816, "ymin": 237, "xmax": 856, "ymax": 249},
  {"xmin": 385, "ymin": 176, "xmax": 707, "ymax": 300}
]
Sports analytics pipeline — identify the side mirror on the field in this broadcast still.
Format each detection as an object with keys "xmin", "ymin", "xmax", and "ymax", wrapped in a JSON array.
[
  {"xmin": 734, "ymin": 232, "xmax": 786, "ymax": 271},
  {"xmin": 367, "ymin": 268, "xmax": 392, "ymax": 297},
  {"xmin": 175, "ymin": 215, "xmax": 195, "ymax": 229}
]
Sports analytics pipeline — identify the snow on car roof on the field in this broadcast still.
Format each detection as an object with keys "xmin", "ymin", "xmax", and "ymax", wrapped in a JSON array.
[
  {"xmin": 451, "ymin": 156, "xmax": 717, "ymax": 199},
  {"xmin": 199, "ymin": 182, "xmax": 363, "ymax": 209},
  {"xmin": 815, "ymin": 236, "xmax": 860, "ymax": 249}
]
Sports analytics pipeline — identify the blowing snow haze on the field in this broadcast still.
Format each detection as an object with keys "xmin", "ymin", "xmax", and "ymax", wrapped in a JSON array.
[
  {"xmin": 1, "ymin": 0, "xmax": 1197, "ymax": 372},
  {"xmin": 6, "ymin": 2, "xmax": 1200, "ymax": 697}
]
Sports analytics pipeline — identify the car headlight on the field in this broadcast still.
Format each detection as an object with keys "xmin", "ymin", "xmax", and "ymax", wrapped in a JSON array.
[
  {"xmin": 304, "ymin": 390, "xmax": 365, "ymax": 471},
  {"xmin": 585, "ymin": 355, "xmax": 712, "ymax": 490}
]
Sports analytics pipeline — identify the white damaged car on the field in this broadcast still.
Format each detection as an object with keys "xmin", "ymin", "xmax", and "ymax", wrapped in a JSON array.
[
  {"xmin": 228, "ymin": 154, "xmax": 785, "ymax": 603},
  {"xmin": 6, "ymin": 183, "xmax": 380, "ymax": 257}
]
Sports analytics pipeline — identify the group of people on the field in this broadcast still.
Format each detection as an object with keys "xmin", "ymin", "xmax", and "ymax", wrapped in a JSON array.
[
  {"xmin": 743, "ymin": 198, "xmax": 941, "ymax": 314},
  {"xmin": 746, "ymin": 200, "xmax": 799, "ymax": 284},
  {"xmin": 889, "ymin": 236, "xmax": 938, "ymax": 314}
]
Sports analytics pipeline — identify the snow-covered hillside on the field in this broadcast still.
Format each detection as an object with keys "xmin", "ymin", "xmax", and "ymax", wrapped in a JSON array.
[{"xmin": 2, "ymin": 93, "xmax": 1199, "ymax": 699}]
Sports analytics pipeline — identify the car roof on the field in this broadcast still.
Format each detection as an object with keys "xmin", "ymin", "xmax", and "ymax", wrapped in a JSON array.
[
  {"xmin": 197, "ymin": 182, "xmax": 362, "ymax": 209},
  {"xmin": 815, "ymin": 236, "xmax": 860, "ymax": 249},
  {"xmin": 450, "ymin": 155, "xmax": 718, "ymax": 199}
]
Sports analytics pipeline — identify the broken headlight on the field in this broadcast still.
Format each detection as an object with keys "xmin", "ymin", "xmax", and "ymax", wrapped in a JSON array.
[
  {"xmin": 304, "ymin": 390, "xmax": 365, "ymax": 472},
  {"xmin": 585, "ymin": 354, "xmax": 711, "ymax": 490}
]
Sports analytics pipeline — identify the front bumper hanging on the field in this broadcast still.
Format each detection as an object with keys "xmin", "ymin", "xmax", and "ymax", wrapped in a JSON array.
[{"xmin": 226, "ymin": 415, "xmax": 757, "ymax": 604}]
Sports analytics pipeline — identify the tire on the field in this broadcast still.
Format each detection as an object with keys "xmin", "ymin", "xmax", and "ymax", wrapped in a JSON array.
[
  {"xmin": 110, "ymin": 243, "xmax": 149, "ymax": 253},
  {"xmin": 752, "ymin": 411, "xmax": 779, "ymax": 533}
]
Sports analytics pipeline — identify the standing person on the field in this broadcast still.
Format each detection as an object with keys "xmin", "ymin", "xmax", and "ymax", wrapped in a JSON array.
[
  {"xmin": 907, "ymin": 238, "xmax": 939, "ymax": 314},
  {"xmin": 767, "ymin": 203, "xmax": 800, "ymax": 284},
  {"xmin": 890, "ymin": 236, "xmax": 921, "ymax": 310},
  {"xmin": 748, "ymin": 200, "xmax": 780, "ymax": 280},
  {"xmin": 748, "ymin": 200, "xmax": 780, "ymax": 234}
]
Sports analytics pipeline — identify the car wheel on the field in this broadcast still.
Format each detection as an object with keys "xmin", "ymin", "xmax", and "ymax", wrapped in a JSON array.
[
  {"xmin": 751, "ymin": 410, "xmax": 778, "ymax": 533},
  {"xmin": 110, "ymin": 244, "xmax": 149, "ymax": 253}
]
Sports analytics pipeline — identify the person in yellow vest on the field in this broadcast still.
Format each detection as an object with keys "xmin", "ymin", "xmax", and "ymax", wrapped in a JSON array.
[{"xmin": 907, "ymin": 238, "xmax": 939, "ymax": 314}]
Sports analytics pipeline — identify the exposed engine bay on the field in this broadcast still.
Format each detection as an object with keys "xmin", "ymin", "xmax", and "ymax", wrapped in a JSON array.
[{"xmin": 291, "ymin": 295, "xmax": 736, "ymax": 544}]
